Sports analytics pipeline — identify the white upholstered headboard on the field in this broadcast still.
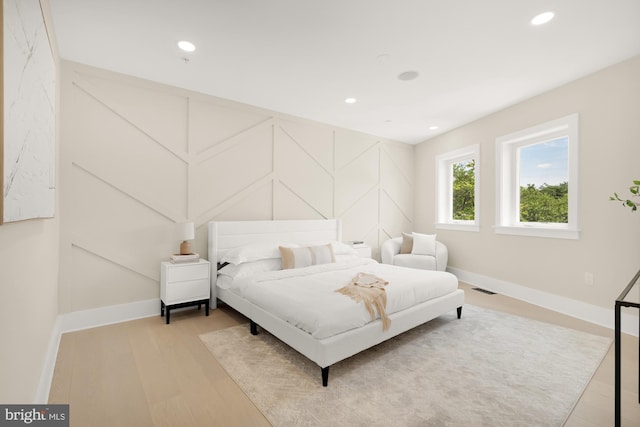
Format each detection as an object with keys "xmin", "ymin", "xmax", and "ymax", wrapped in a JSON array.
[{"xmin": 207, "ymin": 219, "xmax": 341, "ymax": 286}]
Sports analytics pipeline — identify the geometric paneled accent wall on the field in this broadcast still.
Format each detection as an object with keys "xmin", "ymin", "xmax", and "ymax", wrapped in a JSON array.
[{"xmin": 59, "ymin": 61, "xmax": 414, "ymax": 314}]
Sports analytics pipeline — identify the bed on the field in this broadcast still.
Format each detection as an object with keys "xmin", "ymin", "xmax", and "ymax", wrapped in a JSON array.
[{"xmin": 208, "ymin": 219, "xmax": 465, "ymax": 386}]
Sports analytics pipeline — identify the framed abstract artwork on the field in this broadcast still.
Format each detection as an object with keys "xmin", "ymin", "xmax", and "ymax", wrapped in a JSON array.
[{"xmin": 2, "ymin": 0, "xmax": 56, "ymax": 224}]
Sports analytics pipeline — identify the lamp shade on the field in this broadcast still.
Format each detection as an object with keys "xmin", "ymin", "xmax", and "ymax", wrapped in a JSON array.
[{"xmin": 177, "ymin": 222, "xmax": 195, "ymax": 241}]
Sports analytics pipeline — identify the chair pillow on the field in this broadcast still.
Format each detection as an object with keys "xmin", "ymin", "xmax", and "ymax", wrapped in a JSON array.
[
  {"xmin": 411, "ymin": 232, "xmax": 436, "ymax": 256},
  {"xmin": 400, "ymin": 232, "xmax": 413, "ymax": 254}
]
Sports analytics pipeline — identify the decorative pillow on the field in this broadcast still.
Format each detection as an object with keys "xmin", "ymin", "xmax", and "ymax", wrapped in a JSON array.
[
  {"xmin": 221, "ymin": 242, "xmax": 297, "ymax": 265},
  {"xmin": 218, "ymin": 258, "xmax": 282, "ymax": 279},
  {"xmin": 400, "ymin": 232, "xmax": 413, "ymax": 254},
  {"xmin": 279, "ymin": 244, "xmax": 336, "ymax": 269},
  {"xmin": 306, "ymin": 240, "xmax": 357, "ymax": 255},
  {"xmin": 411, "ymin": 232, "xmax": 437, "ymax": 256}
]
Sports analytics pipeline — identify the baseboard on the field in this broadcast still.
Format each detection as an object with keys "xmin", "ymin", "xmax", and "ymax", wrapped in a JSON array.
[
  {"xmin": 35, "ymin": 298, "xmax": 160, "ymax": 403},
  {"xmin": 57, "ymin": 298, "xmax": 160, "ymax": 334},
  {"xmin": 448, "ymin": 267, "xmax": 639, "ymax": 337}
]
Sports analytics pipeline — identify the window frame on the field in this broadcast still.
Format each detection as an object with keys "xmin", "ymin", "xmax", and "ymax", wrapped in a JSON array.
[
  {"xmin": 435, "ymin": 144, "xmax": 480, "ymax": 232},
  {"xmin": 495, "ymin": 113, "xmax": 579, "ymax": 239}
]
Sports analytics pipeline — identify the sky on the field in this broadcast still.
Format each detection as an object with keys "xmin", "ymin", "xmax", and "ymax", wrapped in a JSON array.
[{"xmin": 518, "ymin": 137, "xmax": 568, "ymax": 188}]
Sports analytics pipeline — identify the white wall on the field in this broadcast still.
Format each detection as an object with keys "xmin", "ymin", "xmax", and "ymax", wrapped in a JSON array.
[
  {"xmin": 414, "ymin": 55, "xmax": 640, "ymax": 311},
  {"xmin": 0, "ymin": 220, "xmax": 60, "ymax": 403},
  {"xmin": 58, "ymin": 61, "xmax": 414, "ymax": 314},
  {"xmin": 0, "ymin": 0, "xmax": 60, "ymax": 403}
]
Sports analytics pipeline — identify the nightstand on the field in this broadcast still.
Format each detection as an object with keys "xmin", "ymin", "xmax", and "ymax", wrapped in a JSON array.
[
  {"xmin": 349, "ymin": 243, "xmax": 372, "ymax": 258},
  {"xmin": 160, "ymin": 259, "xmax": 210, "ymax": 324}
]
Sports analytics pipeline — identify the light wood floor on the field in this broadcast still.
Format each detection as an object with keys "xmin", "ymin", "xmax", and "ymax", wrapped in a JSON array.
[{"xmin": 49, "ymin": 282, "xmax": 640, "ymax": 426}]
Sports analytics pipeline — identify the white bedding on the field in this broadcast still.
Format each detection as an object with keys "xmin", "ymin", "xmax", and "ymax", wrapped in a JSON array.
[{"xmin": 221, "ymin": 257, "xmax": 459, "ymax": 339}]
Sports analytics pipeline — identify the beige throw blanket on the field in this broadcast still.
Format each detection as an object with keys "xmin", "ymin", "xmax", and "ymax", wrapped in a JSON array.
[{"xmin": 336, "ymin": 272, "xmax": 391, "ymax": 331}]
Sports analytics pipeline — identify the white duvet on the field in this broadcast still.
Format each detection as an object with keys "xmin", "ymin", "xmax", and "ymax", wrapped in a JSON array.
[{"xmin": 224, "ymin": 258, "xmax": 459, "ymax": 339}]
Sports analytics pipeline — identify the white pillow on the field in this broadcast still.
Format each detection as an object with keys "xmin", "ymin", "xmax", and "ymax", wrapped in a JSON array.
[
  {"xmin": 280, "ymin": 244, "xmax": 336, "ymax": 269},
  {"xmin": 218, "ymin": 258, "xmax": 282, "ymax": 279},
  {"xmin": 411, "ymin": 232, "xmax": 436, "ymax": 256},
  {"xmin": 221, "ymin": 242, "xmax": 297, "ymax": 265},
  {"xmin": 331, "ymin": 241, "xmax": 358, "ymax": 255}
]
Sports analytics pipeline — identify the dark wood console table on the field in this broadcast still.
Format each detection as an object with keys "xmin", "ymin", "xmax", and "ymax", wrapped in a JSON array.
[{"xmin": 615, "ymin": 269, "xmax": 640, "ymax": 426}]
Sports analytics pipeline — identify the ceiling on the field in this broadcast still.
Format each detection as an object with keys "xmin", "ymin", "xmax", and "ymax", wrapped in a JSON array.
[{"xmin": 48, "ymin": 0, "xmax": 640, "ymax": 144}]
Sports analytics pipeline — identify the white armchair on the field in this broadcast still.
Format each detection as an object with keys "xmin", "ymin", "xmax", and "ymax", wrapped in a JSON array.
[{"xmin": 380, "ymin": 236, "xmax": 448, "ymax": 271}]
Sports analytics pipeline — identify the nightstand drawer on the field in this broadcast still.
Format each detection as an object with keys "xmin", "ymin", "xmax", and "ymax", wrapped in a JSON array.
[
  {"xmin": 164, "ymin": 278, "xmax": 209, "ymax": 304},
  {"xmin": 166, "ymin": 262, "xmax": 209, "ymax": 282}
]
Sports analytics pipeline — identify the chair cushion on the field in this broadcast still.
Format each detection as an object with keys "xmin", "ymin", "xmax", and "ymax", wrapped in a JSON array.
[{"xmin": 393, "ymin": 254, "xmax": 437, "ymax": 270}]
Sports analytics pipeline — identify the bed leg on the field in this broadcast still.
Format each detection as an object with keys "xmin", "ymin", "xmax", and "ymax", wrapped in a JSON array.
[
  {"xmin": 321, "ymin": 366, "xmax": 329, "ymax": 387},
  {"xmin": 250, "ymin": 320, "xmax": 258, "ymax": 335},
  {"xmin": 457, "ymin": 306, "xmax": 463, "ymax": 319}
]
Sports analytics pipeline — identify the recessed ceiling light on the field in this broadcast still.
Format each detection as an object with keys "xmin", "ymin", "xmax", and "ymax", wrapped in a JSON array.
[
  {"xmin": 531, "ymin": 11, "xmax": 554, "ymax": 26},
  {"xmin": 178, "ymin": 40, "xmax": 196, "ymax": 52},
  {"xmin": 398, "ymin": 70, "xmax": 420, "ymax": 81},
  {"xmin": 345, "ymin": 97, "xmax": 357, "ymax": 104},
  {"xmin": 428, "ymin": 125, "xmax": 439, "ymax": 131}
]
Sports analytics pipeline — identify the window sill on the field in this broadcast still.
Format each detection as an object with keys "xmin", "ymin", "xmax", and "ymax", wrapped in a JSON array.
[
  {"xmin": 436, "ymin": 222, "xmax": 480, "ymax": 232},
  {"xmin": 494, "ymin": 225, "xmax": 579, "ymax": 240}
]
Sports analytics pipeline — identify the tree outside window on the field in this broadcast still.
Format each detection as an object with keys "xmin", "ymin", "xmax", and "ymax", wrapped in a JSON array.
[
  {"xmin": 436, "ymin": 145, "xmax": 479, "ymax": 232},
  {"xmin": 518, "ymin": 137, "xmax": 569, "ymax": 224},
  {"xmin": 452, "ymin": 159, "xmax": 475, "ymax": 221}
]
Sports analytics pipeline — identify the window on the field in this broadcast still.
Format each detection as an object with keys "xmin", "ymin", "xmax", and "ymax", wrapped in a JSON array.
[
  {"xmin": 495, "ymin": 114, "xmax": 579, "ymax": 239},
  {"xmin": 436, "ymin": 144, "xmax": 480, "ymax": 232}
]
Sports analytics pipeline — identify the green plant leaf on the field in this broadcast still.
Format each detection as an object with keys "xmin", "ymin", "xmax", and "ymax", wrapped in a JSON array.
[{"xmin": 611, "ymin": 180, "xmax": 640, "ymax": 213}]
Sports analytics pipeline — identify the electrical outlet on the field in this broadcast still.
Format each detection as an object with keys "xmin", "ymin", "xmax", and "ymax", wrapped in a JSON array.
[{"xmin": 584, "ymin": 272, "xmax": 594, "ymax": 285}]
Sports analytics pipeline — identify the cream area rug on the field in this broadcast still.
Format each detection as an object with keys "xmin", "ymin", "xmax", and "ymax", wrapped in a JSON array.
[{"xmin": 200, "ymin": 305, "xmax": 611, "ymax": 427}]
